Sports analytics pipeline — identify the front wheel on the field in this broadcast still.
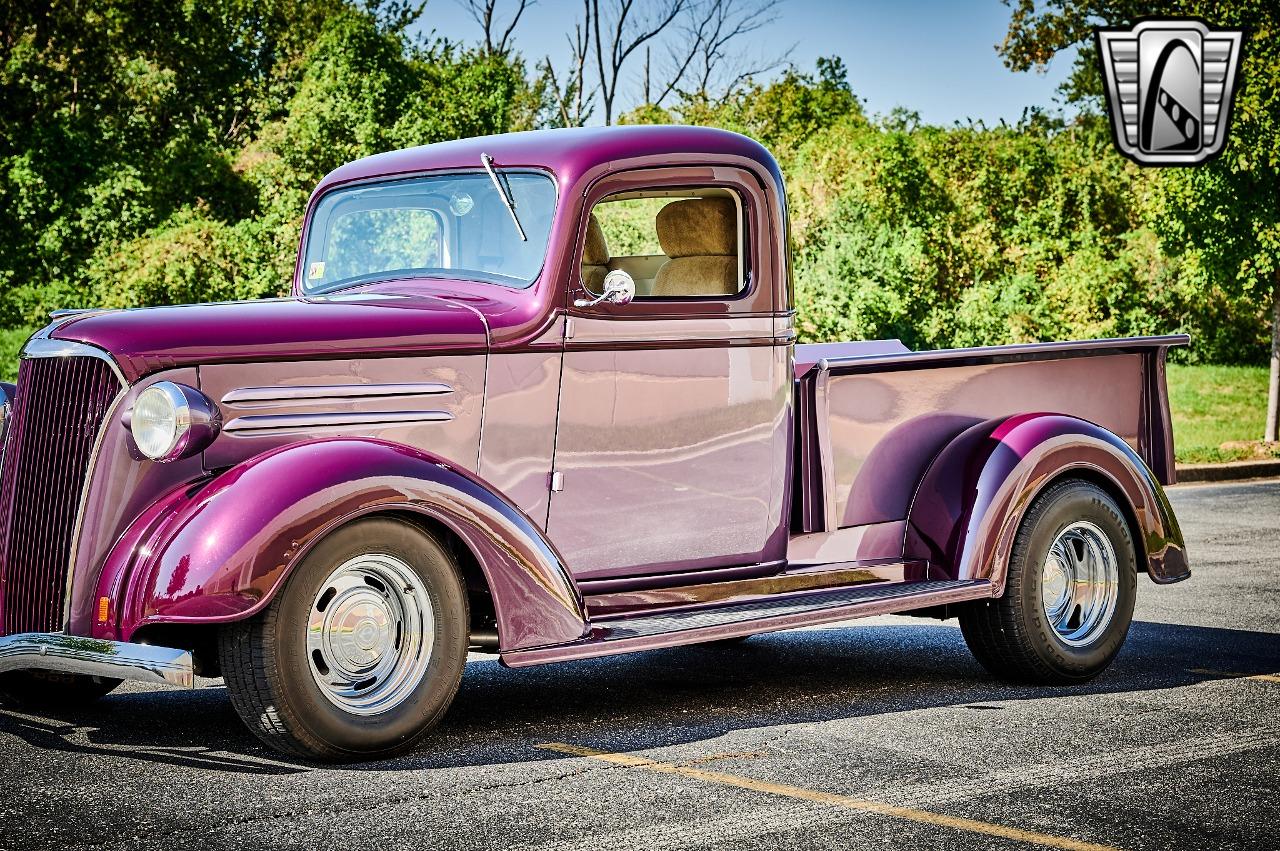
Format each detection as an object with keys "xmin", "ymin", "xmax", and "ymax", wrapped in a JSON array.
[
  {"xmin": 219, "ymin": 517, "xmax": 469, "ymax": 761},
  {"xmin": 958, "ymin": 479, "xmax": 1137, "ymax": 685}
]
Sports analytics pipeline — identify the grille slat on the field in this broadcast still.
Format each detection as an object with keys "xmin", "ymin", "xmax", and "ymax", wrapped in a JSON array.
[{"xmin": 0, "ymin": 355, "xmax": 122, "ymax": 635}]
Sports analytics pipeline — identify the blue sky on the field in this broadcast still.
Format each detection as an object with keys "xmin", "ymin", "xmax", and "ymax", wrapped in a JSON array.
[{"xmin": 414, "ymin": 0, "xmax": 1079, "ymax": 125}]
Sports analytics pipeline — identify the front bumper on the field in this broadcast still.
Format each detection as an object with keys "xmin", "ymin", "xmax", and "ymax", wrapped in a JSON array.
[{"xmin": 0, "ymin": 633, "xmax": 193, "ymax": 688}]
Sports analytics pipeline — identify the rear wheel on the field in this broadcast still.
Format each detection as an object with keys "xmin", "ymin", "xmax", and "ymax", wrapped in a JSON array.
[
  {"xmin": 219, "ymin": 517, "xmax": 468, "ymax": 761},
  {"xmin": 959, "ymin": 479, "xmax": 1137, "ymax": 684},
  {"xmin": 0, "ymin": 670, "xmax": 121, "ymax": 709}
]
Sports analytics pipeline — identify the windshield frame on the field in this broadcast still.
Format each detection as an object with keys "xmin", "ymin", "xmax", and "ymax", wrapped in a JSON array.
[{"xmin": 298, "ymin": 167, "xmax": 559, "ymax": 296}]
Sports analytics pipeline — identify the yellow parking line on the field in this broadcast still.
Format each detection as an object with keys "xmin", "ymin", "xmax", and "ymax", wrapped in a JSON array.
[
  {"xmin": 538, "ymin": 742, "xmax": 1119, "ymax": 851},
  {"xmin": 1190, "ymin": 668, "xmax": 1280, "ymax": 684}
]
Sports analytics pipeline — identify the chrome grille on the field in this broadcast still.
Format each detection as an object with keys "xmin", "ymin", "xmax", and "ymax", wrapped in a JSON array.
[{"xmin": 0, "ymin": 355, "xmax": 123, "ymax": 635}]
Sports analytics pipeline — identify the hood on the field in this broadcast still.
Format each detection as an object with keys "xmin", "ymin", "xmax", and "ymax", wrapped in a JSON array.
[{"xmin": 50, "ymin": 293, "xmax": 489, "ymax": 382}]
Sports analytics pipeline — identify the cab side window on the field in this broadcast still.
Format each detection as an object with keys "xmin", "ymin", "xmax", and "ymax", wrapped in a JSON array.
[{"xmin": 581, "ymin": 188, "xmax": 745, "ymax": 298}]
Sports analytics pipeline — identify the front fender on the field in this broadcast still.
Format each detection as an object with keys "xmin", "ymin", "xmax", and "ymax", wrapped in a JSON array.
[
  {"xmin": 905, "ymin": 413, "xmax": 1188, "ymax": 593},
  {"xmin": 95, "ymin": 438, "xmax": 587, "ymax": 651}
]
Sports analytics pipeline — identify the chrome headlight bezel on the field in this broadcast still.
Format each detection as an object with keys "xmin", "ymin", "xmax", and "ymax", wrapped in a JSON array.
[{"xmin": 127, "ymin": 381, "xmax": 220, "ymax": 463}]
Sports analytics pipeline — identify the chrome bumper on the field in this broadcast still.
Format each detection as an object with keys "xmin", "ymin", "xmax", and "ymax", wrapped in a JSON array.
[{"xmin": 0, "ymin": 633, "xmax": 193, "ymax": 688}]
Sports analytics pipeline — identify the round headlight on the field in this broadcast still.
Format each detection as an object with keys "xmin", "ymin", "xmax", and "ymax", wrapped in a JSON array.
[{"xmin": 129, "ymin": 382, "xmax": 220, "ymax": 462}]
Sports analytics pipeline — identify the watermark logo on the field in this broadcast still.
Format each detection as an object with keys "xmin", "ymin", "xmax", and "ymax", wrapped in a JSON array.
[{"xmin": 1096, "ymin": 18, "xmax": 1244, "ymax": 166}]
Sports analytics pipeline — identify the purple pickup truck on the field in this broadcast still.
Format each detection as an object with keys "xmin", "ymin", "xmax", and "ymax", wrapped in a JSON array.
[{"xmin": 0, "ymin": 126, "xmax": 1188, "ymax": 760}]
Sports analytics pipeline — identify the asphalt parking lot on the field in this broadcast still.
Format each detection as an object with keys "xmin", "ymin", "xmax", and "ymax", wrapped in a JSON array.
[{"xmin": 2, "ymin": 479, "xmax": 1278, "ymax": 851}]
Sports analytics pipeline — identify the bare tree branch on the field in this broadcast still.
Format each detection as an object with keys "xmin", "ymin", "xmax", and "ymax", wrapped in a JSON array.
[
  {"xmin": 571, "ymin": 5, "xmax": 593, "ymax": 125},
  {"xmin": 717, "ymin": 42, "xmax": 794, "ymax": 98},
  {"xmin": 652, "ymin": 0, "xmax": 789, "ymax": 107},
  {"xmin": 458, "ymin": 0, "xmax": 532, "ymax": 56},
  {"xmin": 591, "ymin": 0, "xmax": 688, "ymax": 124},
  {"xmin": 540, "ymin": 6, "xmax": 596, "ymax": 128},
  {"xmin": 549, "ymin": 0, "xmax": 786, "ymax": 124},
  {"xmin": 651, "ymin": 0, "xmax": 719, "ymax": 106}
]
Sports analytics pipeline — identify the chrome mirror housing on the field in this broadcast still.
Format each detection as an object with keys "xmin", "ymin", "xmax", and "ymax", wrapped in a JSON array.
[{"xmin": 574, "ymin": 269, "xmax": 635, "ymax": 309}]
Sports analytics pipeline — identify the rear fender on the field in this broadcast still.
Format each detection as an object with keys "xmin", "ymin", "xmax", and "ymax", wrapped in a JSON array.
[
  {"xmin": 905, "ymin": 413, "xmax": 1188, "ymax": 593},
  {"xmin": 95, "ymin": 438, "xmax": 587, "ymax": 651}
]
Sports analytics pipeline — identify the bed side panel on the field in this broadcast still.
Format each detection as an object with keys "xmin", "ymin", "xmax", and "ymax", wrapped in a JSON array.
[{"xmin": 823, "ymin": 353, "xmax": 1144, "ymax": 528}]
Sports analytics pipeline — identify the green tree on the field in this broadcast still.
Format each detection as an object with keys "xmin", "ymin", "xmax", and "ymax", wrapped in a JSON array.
[
  {"xmin": 624, "ymin": 56, "xmax": 865, "ymax": 155},
  {"xmin": 627, "ymin": 56, "xmax": 1184, "ymax": 355},
  {"xmin": 1001, "ymin": 0, "xmax": 1280, "ymax": 439},
  {"xmin": 786, "ymin": 113, "xmax": 1168, "ymax": 351},
  {"xmin": 0, "ymin": 1, "xmax": 532, "ymax": 325},
  {"xmin": 0, "ymin": 0, "xmax": 342, "ymax": 321}
]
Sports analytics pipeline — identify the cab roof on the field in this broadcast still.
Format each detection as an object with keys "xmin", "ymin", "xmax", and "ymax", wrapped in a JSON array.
[{"xmin": 311, "ymin": 125, "xmax": 781, "ymax": 199}]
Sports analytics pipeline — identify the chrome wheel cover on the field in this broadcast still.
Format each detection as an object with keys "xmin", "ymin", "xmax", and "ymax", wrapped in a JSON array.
[
  {"xmin": 306, "ymin": 553, "xmax": 434, "ymax": 716},
  {"xmin": 1040, "ymin": 520, "xmax": 1120, "ymax": 647}
]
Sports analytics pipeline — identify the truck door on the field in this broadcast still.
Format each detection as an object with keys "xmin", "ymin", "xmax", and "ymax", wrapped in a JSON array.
[{"xmin": 547, "ymin": 166, "xmax": 791, "ymax": 581}]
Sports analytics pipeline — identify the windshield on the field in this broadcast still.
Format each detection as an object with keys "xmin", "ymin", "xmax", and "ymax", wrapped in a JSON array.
[{"xmin": 302, "ymin": 171, "xmax": 556, "ymax": 293}]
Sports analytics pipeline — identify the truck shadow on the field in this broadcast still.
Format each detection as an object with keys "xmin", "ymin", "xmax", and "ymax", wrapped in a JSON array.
[
  {"xmin": 0, "ymin": 685, "xmax": 303, "ymax": 774},
  {"xmin": 1, "ymin": 618, "xmax": 1277, "ymax": 775}
]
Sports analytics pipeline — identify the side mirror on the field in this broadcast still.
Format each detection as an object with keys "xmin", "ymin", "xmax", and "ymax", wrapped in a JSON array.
[{"xmin": 575, "ymin": 269, "xmax": 635, "ymax": 308}]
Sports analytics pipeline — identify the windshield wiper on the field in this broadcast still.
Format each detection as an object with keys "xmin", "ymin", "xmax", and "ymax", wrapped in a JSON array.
[{"xmin": 481, "ymin": 152, "xmax": 527, "ymax": 242}]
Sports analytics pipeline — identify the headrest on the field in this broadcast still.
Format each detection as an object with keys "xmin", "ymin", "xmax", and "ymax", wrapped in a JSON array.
[
  {"xmin": 583, "ymin": 213, "xmax": 610, "ymax": 265},
  {"xmin": 655, "ymin": 198, "xmax": 737, "ymax": 259}
]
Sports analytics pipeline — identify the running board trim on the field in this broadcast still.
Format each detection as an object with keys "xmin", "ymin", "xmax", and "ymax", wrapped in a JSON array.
[
  {"xmin": 584, "ymin": 560, "xmax": 926, "ymax": 617},
  {"xmin": 501, "ymin": 579, "xmax": 992, "ymax": 668}
]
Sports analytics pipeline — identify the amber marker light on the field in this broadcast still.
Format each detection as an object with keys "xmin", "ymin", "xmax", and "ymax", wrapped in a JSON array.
[{"xmin": 97, "ymin": 596, "xmax": 111, "ymax": 624}]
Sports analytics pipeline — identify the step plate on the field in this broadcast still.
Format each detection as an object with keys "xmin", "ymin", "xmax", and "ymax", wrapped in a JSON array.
[
  {"xmin": 503, "ymin": 579, "xmax": 993, "ymax": 667},
  {"xmin": 598, "ymin": 580, "xmax": 982, "ymax": 640}
]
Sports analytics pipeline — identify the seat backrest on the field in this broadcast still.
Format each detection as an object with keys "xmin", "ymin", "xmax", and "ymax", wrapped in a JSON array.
[
  {"xmin": 651, "ymin": 198, "xmax": 739, "ymax": 297},
  {"xmin": 581, "ymin": 213, "xmax": 610, "ymax": 292},
  {"xmin": 606, "ymin": 254, "xmax": 666, "ymax": 296}
]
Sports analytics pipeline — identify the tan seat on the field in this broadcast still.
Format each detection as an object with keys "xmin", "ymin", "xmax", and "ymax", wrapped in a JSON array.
[
  {"xmin": 581, "ymin": 213, "xmax": 610, "ymax": 292},
  {"xmin": 651, "ymin": 198, "xmax": 739, "ymax": 297},
  {"xmin": 606, "ymin": 254, "xmax": 665, "ymax": 296}
]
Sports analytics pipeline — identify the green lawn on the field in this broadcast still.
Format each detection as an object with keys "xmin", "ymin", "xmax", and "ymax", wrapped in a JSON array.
[
  {"xmin": 0, "ymin": 325, "xmax": 1270, "ymax": 465},
  {"xmin": 1167, "ymin": 363, "xmax": 1277, "ymax": 464},
  {"xmin": 0, "ymin": 326, "xmax": 34, "ymax": 382}
]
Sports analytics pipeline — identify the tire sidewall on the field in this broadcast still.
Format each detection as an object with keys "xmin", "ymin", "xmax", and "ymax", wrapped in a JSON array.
[
  {"xmin": 1012, "ymin": 482, "xmax": 1138, "ymax": 680},
  {"xmin": 269, "ymin": 517, "xmax": 468, "ymax": 756}
]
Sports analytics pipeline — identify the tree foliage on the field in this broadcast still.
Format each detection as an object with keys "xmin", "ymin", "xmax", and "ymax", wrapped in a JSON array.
[
  {"xmin": 1000, "ymin": 0, "xmax": 1279, "ymax": 429},
  {"xmin": 622, "ymin": 54, "xmax": 1264, "ymax": 363},
  {"xmin": 0, "ymin": 0, "xmax": 531, "ymax": 325},
  {"xmin": 0, "ymin": 1, "xmax": 1274, "ymax": 380},
  {"xmin": 786, "ymin": 115, "xmax": 1193, "ymax": 353}
]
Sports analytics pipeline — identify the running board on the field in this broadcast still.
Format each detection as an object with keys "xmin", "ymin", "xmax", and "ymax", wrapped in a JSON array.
[
  {"xmin": 582, "ymin": 560, "xmax": 927, "ymax": 617},
  {"xmin": 502, "ymin": 579, "xmax": 992, "ymax": 668}
]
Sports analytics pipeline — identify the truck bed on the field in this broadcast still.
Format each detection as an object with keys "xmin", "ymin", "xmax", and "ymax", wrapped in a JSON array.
[{"xmin": 792, "ymin": 335, "xmax": 1188, "ymax": 534}]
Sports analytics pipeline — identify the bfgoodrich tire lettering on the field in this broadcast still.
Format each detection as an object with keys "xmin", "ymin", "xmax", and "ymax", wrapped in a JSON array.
[
  {"xmin": 219, "ymin": 517, "xmax": 468, "ymax": 761},
  {"xmin": 959, "ymin": 479, "xmax": 1138, "ymax": 685}
]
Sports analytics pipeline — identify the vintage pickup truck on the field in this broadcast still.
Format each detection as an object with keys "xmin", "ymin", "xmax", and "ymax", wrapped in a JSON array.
[{"xmin": 0, "ymin": 126, "xmax": 1188, "ymax": 760}]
